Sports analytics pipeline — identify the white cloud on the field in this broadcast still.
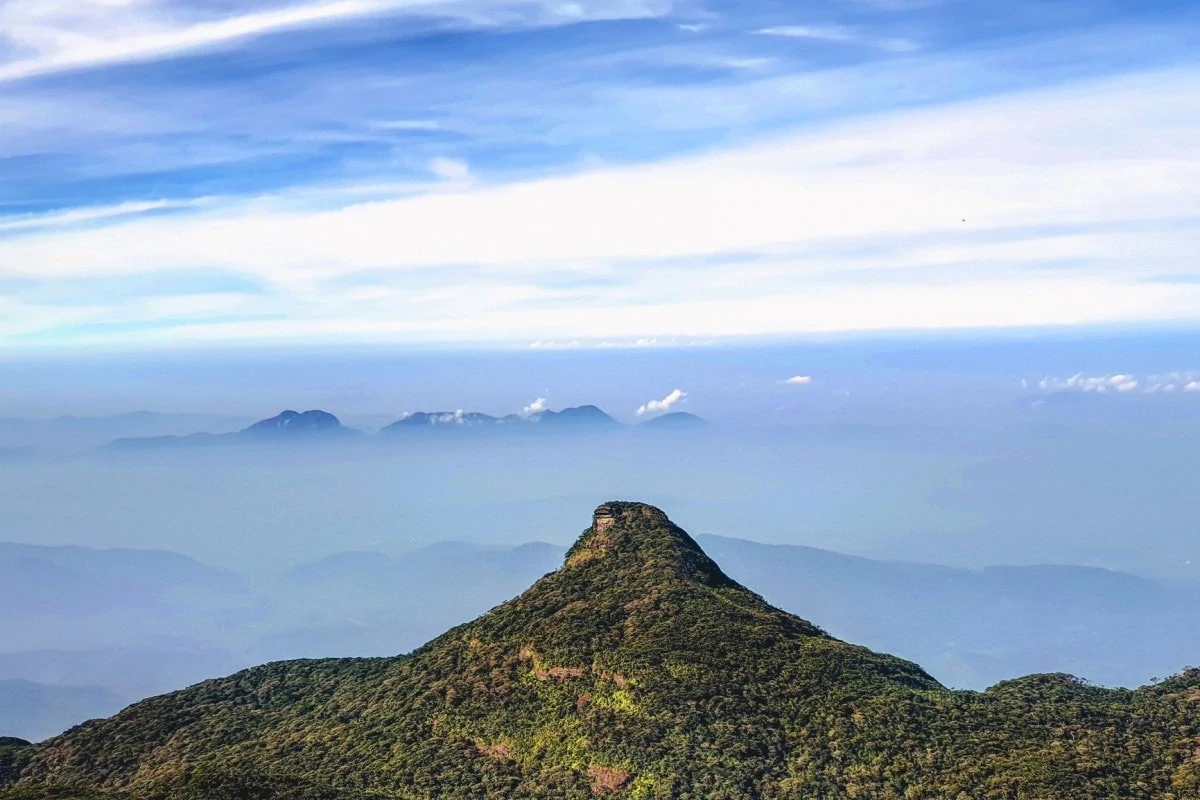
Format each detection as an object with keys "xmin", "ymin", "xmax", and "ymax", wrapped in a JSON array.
[
  {"xmin": 371, "ymin": 119, "xmax": 443, "ymax": 131},
  {"xmin": 0, "ymin": 199, "xmax": 201, "ymax": 233},
  {"xmin": 1035, "ymin": 373, "xmax": 1200, "ymax": 395},
  {"xmin": 0, "ymin": 0, "xmax": 396, "ymax": 83},
  {"xmin": 0, "ymin": 0, "xmax": 672, "ymax": 83},
  {"xmin": 428, "ymin": 157, "xmax": 471, "ymax": 181},
  {"xmin": 757, "ymin": 25, "xmax": 855, "ymax": 42},
  {"xmin": 637, "ymin": 388, "xmax": 686, "ymax": 416},
  {"xmin": 522, "ymin": 397, "xmax": 548, "ymax": 415},
  {"xmin": 596, "ymin": 337, "xmax": 663, "ymax": 348},
  {"xmin": 1038, "ymin": 374, "xmax": 1139, "ymax": 394},
  {"xmin": 756, "ymin": 24, "xmax": 917, "ymax": 52},
  {"xmin": 4, "ymin": 66, "xmax": 1200, "ymax": 348},
  {"xmin": 785, "ymin": 375, "xmax": 813, "ymax": 385}
]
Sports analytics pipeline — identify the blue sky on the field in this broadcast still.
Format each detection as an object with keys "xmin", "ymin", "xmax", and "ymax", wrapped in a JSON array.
[{"xmin": 0, "ymin": 0, "xmax": 1198, "ymax": 349}]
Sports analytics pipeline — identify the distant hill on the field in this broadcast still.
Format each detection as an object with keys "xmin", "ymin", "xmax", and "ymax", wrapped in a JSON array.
[
  {"xmin": 0, "ymin": 542, "xmax": 244, "ymax": 615},
  {"xmin": 0, "ymin": 544, "xmax": 252, "ymax": 715},
  {"xmin": 379, "ymin": 405, "xmax": 620, "ymax": 435},
  {"xmin": 0, "ymin": 680, "xmax": 123, "ymax": 743},
  {"xmin": 532, "ymin": 404, "xmax": 619, "ymax": 428},
  {"xmin": 267, "ymin": 541, "xmax": 564, "ymax": 659},
  {"xmin": 7, "ymin": 503, "xmax": 1199, "ymax": 799},
  {"xmin": 639, "ymin": 411, "xmax": 708, "ymax": 429},
  {"xmin": 241, "ymin": 410, "xmax": 350, "ymax": 437},
  {"xmin": 380, "ymin": 411, "xmax": 521, "ymax": 431},
  {"xmin": 109, "ymin": 410, "xmax": 357, "ymax": 449},
  {"xmin": 0, "ymin": 412, "xmax": 250, "ymax": 453},
  {"xmin": 695, "ymin": 534, "xmax": 1196, "ymax": 689}
]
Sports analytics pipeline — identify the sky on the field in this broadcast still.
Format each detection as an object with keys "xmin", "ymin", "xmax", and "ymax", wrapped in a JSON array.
[{"xmin": 0, "ymin": 0, "xmax": 1198, "ymax": 350}]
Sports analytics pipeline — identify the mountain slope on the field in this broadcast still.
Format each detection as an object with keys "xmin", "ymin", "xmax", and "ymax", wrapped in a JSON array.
[
  {"xmin": 695, "ymin": 534, "xmax": 1198, "ymax": 689},
  {"xmin": 9, "ymin": 503, "xmax": 1200, "ymax": 799}
]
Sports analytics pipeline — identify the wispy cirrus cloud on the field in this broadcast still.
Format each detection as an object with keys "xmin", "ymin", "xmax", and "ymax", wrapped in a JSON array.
[
  {"xmin": 2, "ymin": 64, "xmax": 1199, "ymax": 348},
  {"xmin": 0, "ymin": 0, "xmax": 674, "ymax": 83},
  {"xmin": 755, "ymin": 24, "xmax": 917, "ymax": 53},
  {"xmin": 0, "ymin": 199, "xmax": 203, "ymax": 233},
  {"xmin": 0, "ymin": 11, "xmax": 1189, "ymax": 215},
  {"xmin": 1, "ymin": 1, "xmax": 1198, "ymax": 350}
]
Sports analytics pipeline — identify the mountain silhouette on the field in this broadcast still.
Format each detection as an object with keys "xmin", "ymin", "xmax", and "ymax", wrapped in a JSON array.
[
  {"xmin": 108, "ymin": 410, "xmax": 356, "ymax": 449},
  {"xmin": 241, "ymin": 410, "xmax": 347, "ymax": 437},
  {"xmin": 379, "ymin": 405, "xmax": 620, "ymax": 435},
  {"xmin": 532, "ymin": 405, "xmax": 619, "ymax": 428},
  {"xmin": 639, "ymin": 411, "xmax": 708, "ymax": 429},
  {"xmin": 6, "ymin": 503, "xmax": 1199, "ymax": 799}
]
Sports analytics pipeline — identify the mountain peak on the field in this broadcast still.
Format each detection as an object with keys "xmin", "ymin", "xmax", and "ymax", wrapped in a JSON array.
[
  {"xmin": 591, "ymin": 500, "xmax": 667, "ymax": 529},
  {"xmin": 534, "ymin": 405, "xmax": 618, "ymax": 427},
  {"xmin": 561, "ymin": 502, "xmax": 737, "ymax": 589},
  {"xmin": 241, "ymin": 409, "xmax": 350, "ymax": 437}
]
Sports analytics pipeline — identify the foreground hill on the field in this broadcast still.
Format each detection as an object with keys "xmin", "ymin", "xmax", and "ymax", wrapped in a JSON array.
[
  {"xmin": 4, "ymin": 533, "xmax": 1193, "ymax": 741},
  {"xmin": 278, "ymin": 537, "xmax": 1199, "ymax": 690},
  {"xmin": 7, "ymin": 503, "xmax": 1200, "ymax": 799}
]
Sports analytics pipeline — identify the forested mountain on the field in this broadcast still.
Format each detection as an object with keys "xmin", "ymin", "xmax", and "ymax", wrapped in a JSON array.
[{"xmin": 5, "ymin": 503, "xmax": 1199, "ymax": 799}]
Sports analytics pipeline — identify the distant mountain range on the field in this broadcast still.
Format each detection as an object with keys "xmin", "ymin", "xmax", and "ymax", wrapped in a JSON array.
[
  {"xmin": 107, "ymin": 409, "xmax": 361, "ymax": 449},
  {"xmin": 0, "ymin": 542, "xmax": 244, "ymax": 615},
  {"xmin": 0, "ymin": 412, "xmax": 251, "ymax": 453},
  {"xmin": 379, "ymin": 404, "xmax": 620, "ymax": 433},
  {"xmin": 6, "ymin": 503, "xmax": 1198, "ymax": 799},
  {"xmin": 107, "ymin": 405, "xmax": 702, "ymax": 449}
]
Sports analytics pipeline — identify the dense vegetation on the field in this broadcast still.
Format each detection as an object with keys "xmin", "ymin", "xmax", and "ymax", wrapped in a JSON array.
[
  {"xmin": 5, "ymin": 503, "xmax": 1200, "ymax": 799},
  {"xmin": 0, "ymin": 739, "xmax": 31, "ymax": 787}
]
